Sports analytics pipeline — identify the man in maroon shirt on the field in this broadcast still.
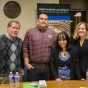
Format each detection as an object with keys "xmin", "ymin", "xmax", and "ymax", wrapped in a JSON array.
[{"xmin": 23, "ymin": 13, "xmax": 56, "ymax": 81}]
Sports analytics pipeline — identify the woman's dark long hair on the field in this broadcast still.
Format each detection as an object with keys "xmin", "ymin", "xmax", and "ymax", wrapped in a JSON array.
[{"xmin": 55, "ymin": 31, "xmax": 71, "ymax": 51}]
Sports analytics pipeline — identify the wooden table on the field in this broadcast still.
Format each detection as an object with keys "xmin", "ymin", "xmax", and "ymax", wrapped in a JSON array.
[{"xmin": 0, "ymin": 80, "xmax": 88, "ymax": 88}]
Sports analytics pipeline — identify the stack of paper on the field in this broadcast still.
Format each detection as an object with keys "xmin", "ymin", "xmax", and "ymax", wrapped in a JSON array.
[{"xmin": 39, "ymin": 80, "xmax": 47, "ymax": 87}]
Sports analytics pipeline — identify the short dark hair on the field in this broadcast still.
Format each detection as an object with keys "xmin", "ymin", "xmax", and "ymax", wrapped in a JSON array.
[{"xmin": 37, "ymin": 12, "xmax": 48, "ymax": 19}]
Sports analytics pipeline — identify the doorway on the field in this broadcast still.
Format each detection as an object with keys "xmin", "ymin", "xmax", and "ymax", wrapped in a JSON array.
[{"xmin": 70, "ymin": 10, "xmax": 86, "ymax": 35}]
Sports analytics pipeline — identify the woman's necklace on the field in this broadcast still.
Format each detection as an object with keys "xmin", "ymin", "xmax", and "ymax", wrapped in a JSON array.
[
  {"xmin": 61, "ymin": 51, "xmax": 67, "ymax": 58},
  {"xmin": 64, "ymin": 52, "xmax": 67, "ymax": 56}
]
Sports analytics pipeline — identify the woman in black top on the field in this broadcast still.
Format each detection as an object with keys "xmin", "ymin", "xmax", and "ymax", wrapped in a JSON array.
[
  {"xmin": 50, "ymin": 32, "xmax": 82, "ymax": 83},
  {"xmin": 73, "ymin": 22, "xmax": 88, "ymax": 79}
]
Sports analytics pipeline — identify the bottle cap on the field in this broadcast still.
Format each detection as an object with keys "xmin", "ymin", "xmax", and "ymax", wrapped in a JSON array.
[
  {"xmin": 16, "ymin": 72, "xmax": 18, "ymax": 74},
  {"xmin": 10, "ymin": 72, "xmax": 12, "ymax": 73}
]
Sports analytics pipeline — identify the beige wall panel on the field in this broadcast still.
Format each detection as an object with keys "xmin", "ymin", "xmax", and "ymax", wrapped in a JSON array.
[{"xmin": 0, "ymin": 0, "xmax": 59, "ymax": 40}]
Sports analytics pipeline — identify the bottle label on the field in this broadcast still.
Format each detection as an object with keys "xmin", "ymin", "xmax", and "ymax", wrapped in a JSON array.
[
  {"xmin": 86, "ymin": 72, "xmax": 88, "ymax": 77},
  {"xmin": 12, "ymin": 76, "xmax": 14, "ymax": 80},
  {"xmin": 9, "ymin": 76, "xmax": 14, "ymax": 80},
  {"xmin": 15, "ymin": 77, "xmax": 20, "ymax": 81}
]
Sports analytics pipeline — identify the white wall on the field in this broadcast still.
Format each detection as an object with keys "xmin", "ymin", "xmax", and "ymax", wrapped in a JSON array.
[{"xmin": 0, "ymin": 0, "xmax": 59, "ymax": 40}]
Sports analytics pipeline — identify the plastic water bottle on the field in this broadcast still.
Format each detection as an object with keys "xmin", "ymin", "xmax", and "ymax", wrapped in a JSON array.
[
  {"xmin": 14, "ymin": 72, "xmax": 20, "ymax": 87},
  {"xmin": 86, "ymin": 69, "xmax": 88, "ymax": 82},
  {"xmin": 9, "ymin": 72, "xmax": 14, "ymax": 86},
  {"xmin": 86, "ymin": 69, "xmax": 88, "ymax": 88}
]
